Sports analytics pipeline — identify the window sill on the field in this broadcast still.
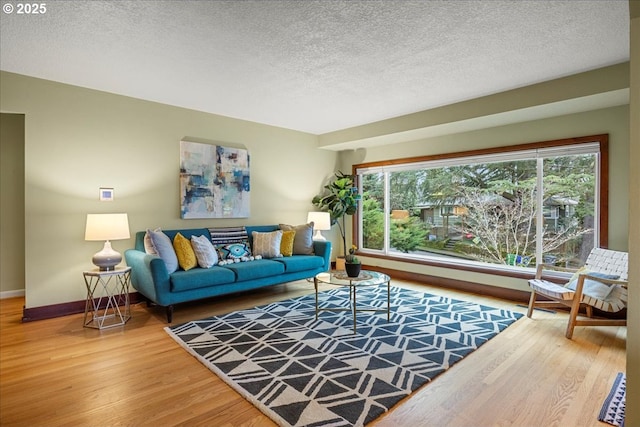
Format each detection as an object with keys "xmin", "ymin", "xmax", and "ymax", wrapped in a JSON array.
[{"xmin": 358, "ymin": 251, "xmax": 569, "ymax": 283}]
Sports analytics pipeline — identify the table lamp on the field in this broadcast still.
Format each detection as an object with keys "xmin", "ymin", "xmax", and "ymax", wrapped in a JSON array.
[
  {"xmin": 85, "ymin": 213, "xmax": 130, "ymax": 270},
  {"xmin": 307, "ymin": 211, "xmax": 331, "ymax": 241}
]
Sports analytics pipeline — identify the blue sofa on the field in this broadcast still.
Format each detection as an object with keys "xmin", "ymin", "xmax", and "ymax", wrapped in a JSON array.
[{"xmin": 124, "ymin": 225, "xmax": 331, "ymax": 322}]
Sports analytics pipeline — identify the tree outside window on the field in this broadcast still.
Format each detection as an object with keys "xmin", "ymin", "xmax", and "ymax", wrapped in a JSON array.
[{"xmin": 357, "ymin": 139, "xmax": 603, "ymax": 270}]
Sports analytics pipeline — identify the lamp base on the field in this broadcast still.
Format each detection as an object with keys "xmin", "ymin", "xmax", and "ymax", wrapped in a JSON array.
[
  {"xmin": 92, "ymin": 240, "xmax": 122, "ymax": 271},
  {"xmin": 312, "ymin": 230, "xmax": 326, "ymax": 241}
]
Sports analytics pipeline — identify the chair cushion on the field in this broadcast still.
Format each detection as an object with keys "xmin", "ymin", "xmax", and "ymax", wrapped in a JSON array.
[{"xmin": 528, "ymin": 279, "xmax": 574, "ymax": 300}]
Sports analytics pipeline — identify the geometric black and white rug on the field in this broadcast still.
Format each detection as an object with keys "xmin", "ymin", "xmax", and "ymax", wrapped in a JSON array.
[
  {"xmin": 599, "ymin": 372, "xmax": 626, "ymax": 427},
  {"xmin": 166, "ymin": 286, "xmax": 523, "ymax": 427}
]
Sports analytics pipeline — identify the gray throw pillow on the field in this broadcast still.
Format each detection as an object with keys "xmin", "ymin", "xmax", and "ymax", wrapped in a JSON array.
[
  {"xmin": 147, "ymin": 229, "xmax": 178, "ymax": 273},
  {"xmin": 191, "ymin": 234, "xmax": 218, "ymax": 268},
  {"xmin": 279, "ymin": 223, "xmax": 314, "ymax": 255},
  {"xmin": 565, "ymin": 271, "xmax": 620, "ymax": 300}
]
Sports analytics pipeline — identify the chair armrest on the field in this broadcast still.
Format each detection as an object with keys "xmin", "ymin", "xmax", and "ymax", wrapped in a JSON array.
[{"xmin": 580, "ymin": 273, "xmax": 628, "ymax": 288}]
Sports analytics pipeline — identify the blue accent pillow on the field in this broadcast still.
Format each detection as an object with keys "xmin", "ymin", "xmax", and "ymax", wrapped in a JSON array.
[
  {"xmin": 147, "ymin": 229, "xmax": 178, "ymax": 273},
  {"xmin": 565, "ymin": 271, "xmax": 619, "ymax": 300},
  {"xmin": 217, "ymin": 242, "xmax": 251, "ymax": 260}
]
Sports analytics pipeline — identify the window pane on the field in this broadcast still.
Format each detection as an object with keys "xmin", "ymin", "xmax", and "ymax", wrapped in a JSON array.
[
  {"xmin": 361, "ymin": 172, "xmax": 384, "ymax": 250},
  {"xmin": 541, "ymin": 154, "xmax": 596, "ymax": 267},
  {"xmin": 388, "ymin": 170, "xmax": 429, "ymax": 254},
  {"xmin": 355, "ymin": 138, "xmax": 603, "ymax": 274},
  {"xmin": 397, "ymin": 160, "xmax": 538, "ymax": 266}
]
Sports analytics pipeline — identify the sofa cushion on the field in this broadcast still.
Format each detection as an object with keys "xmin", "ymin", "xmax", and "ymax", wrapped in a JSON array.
[
  {"xmin": 209, "ymin": 226, "xmax": 252, "ymax": 260},
  {"xmin": 279, "ymin": 223, "xmax": 314, "ymax": 255},
  {"xmin": 223, "ymin": 259, "xmax": 285, "ymax": 282},
  {"xmin": 191, "ymin": 234, "xmax": 218, "ymax": 268},
  {"xmin": 147, "ymin": 229, "xmax": 178, "ymax": 273},
  {"xmin": 144, "ymin": 227, "xmax": 160, "ymax": 255},
  {"xmin": 173, "ymin": 232, "xmax": 198, "ymax": 271},
  {"xmin": 170, "ymin": 266, "xmax": 236, "ymax": 292},
  {"xmin": 280, "ymin": 230, "xmax": 296, "ymax": 257},
  {"xmin": 273, "ymin": 255, "xmax": 325, "ymax": 273},
  {"xmin": 252, "ymin": 230, "xmax": 283, "ymax": 258}
]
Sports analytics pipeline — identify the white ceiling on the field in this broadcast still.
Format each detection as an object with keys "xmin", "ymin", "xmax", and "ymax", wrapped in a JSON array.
[{"xmin": 0, "ymin": 0, "xmax": 630, "ymax": 135}]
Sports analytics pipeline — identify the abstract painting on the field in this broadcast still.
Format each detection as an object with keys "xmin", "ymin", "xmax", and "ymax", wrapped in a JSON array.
[{"xmin": 180, "ymin": 141, "xmax": 250, "ymax": 219}]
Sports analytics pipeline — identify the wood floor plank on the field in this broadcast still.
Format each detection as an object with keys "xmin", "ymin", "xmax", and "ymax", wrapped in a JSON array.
[{"xmin": 1, "ymin": 279, "xmax": 625, "ymax": 426}]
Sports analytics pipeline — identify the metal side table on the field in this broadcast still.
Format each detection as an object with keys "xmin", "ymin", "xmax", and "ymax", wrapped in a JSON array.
[{"xmin": 83, "ymin": 266, "xmax": 132, "ymax": 329}]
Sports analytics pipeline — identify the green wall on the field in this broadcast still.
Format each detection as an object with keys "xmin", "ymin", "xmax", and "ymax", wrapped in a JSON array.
[
  {"xmin": 0, "ymin": 68, "xmax": 631, "ymax": 305},
  {"xmin": 0, "ymin": 71, "xmax": 338, "ymax": 308},
  {"xmin": 0, "ymin": 113, "xmax": 25, "ymax": 296},
  {"xmin": 626, "ymin": 2, "xmax": 639, "ymax": 424}
]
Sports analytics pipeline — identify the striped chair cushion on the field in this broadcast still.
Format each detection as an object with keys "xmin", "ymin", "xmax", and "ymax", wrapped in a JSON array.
[
  {"xmin": 581, "ymin": 284, "xmax": 628, "ymax": 312},
  {"xmin": 528, "ymin": 278, "xmax": 627, "ymax": 312},
  {"xmin": 528, "ymin": 279, "xmax": 575, "ymax": 300}
]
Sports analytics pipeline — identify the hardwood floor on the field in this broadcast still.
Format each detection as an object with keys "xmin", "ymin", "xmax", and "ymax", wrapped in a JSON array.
[{"xmin": 0, "ymin": 279, "xmax": 626, "ymax": 427}]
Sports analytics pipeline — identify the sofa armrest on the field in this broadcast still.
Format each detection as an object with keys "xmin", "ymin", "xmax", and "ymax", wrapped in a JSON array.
[
  {"xmin": 313, "ymin": 240, "xmax": 332, "ymax": 271},
  {"xmin": 124, "ymin": 249, "xmax": 171, "ymax": 305}
]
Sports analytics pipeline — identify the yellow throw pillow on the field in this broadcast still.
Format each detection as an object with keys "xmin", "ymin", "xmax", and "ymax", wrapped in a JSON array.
[
  {"xmin": 280, "ymin": 230, "xmax": 296, "ymax": 257},
  {"xmin": 173, "ymin": 232, "xmax": 197, "ymax": 271}
]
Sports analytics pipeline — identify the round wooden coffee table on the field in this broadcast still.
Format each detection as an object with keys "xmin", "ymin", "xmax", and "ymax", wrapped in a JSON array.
[{"xmin": 313, "ymin": 270, "xmax": 391, "ymax": 334}]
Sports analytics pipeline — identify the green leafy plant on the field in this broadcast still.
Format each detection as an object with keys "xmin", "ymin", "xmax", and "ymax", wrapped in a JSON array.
[{"xmin": 312, "ymin": 171, "xmax": 360, "ymax": 257}]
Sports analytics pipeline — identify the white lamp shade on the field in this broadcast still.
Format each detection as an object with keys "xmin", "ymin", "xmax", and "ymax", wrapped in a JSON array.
[
  {"xmin": 307, "ymin": 212, "xmax": 331, "ymax": 230},
  {"xmin": 307, "ymin": 211, "xmax": 331, "ymax": 242},
  {"xmin": 85, "ymin": 213, "xmax": 130, "ymax": 241},
  {"xmin": 85, "ymin": 213, "xmax": 130, "ymax": 270}
]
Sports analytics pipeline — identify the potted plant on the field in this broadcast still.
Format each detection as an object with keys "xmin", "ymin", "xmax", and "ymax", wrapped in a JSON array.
[
  {"xmin": 312, "ymin": 171, "xmax": 360, "ymax": 269},
  {"xmin": 344, "ymin": 245, "xmax": 361, "ymax": 277}
]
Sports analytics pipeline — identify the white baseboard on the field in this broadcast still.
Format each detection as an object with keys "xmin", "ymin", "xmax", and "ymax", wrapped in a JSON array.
[{"xmin": 0, "ymin": 289, "xmax": 25, "ymax": 299}]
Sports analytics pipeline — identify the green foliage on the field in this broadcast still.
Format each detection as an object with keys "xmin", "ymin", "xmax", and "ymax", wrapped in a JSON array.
[
  {"xmin": 390, "ymin": 216, "xmax": 428, "ymax": 253},
  {"xmin": 359, "ymin": 153, "xmax": 596, "ymax": 265},
  {"xmin": 362, "ymin": 197, "xmax": 384, "ymax": 250},
  {"xmin": 312, "ymin": 171, "xmax": 360, "ymax": 256}
]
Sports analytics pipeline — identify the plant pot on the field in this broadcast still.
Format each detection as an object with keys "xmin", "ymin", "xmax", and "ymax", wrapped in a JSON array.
[{"xmin": 345, "ymin": 263, "xmax": 361, "ymax": 278}]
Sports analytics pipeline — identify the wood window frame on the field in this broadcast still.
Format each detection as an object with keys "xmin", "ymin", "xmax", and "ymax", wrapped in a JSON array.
[{"xmin": 351, "ymin": 134, "xmax": 609, "ymax": 280}]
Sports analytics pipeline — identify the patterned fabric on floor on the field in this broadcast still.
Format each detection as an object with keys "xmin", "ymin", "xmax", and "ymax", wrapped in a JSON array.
[
  {"xmin": 599, "ymin": 372, "xmax": 626, "ymax": 427},
  {"xmin": 166, "ymin": 286, "xmax": 523, "ymax": 427}
]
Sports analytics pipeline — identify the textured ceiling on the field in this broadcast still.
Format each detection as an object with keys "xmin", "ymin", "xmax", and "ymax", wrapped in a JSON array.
[{"xmin": 0, "ymin": 0, "xmax": 630, "ymax": 134}]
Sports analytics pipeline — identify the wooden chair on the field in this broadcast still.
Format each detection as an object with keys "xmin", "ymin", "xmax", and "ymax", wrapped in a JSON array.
[{"xmin": 527, "ymin": 248, "xmax": 628, "ymax": 339}]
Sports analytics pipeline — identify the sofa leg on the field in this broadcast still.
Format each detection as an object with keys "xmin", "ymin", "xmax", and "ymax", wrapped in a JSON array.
[{"xmin": 166, "ymin": 305, "xmax": 174, "ymax": 323}]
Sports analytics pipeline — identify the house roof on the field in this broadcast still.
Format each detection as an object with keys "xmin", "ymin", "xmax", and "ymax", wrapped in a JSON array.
[{"xmin": 0, "ymin": 1, "xmax": 630, "ymax": 135}]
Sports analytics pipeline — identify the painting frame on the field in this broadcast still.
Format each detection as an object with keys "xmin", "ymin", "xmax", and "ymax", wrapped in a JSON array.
[{"xmin": 179, "ymin": 141, "xmax": 250, "ymax": 219}]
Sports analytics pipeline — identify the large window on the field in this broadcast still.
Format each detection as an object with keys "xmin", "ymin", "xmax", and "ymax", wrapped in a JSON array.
[{"xmin": 355, "ymin": 135, "xmax": 608, "ymax": 272}]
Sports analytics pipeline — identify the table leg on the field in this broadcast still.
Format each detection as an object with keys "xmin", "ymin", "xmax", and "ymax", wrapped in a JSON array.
[
  {"xmin": 352, "ymin": 285, "xmax": 357, "ymax": 334},
  {"xmin": 387, "ymin": 280, "xmax": 391, "ymax": 321},
  {"xmin": 314, "ymin": 276, "xmax": 319, "ymax": 321}
]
